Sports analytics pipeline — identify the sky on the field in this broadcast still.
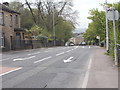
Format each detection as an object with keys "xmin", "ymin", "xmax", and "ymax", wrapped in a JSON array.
[
  {"xmin": 73, "ymin": 0, "xmax": 119, "ymax": 32},
  {"xmin": 0, "ymin": 0, "xmax": 120, "ymax": 32}
]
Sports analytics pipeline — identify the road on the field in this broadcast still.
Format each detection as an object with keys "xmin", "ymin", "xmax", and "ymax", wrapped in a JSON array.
[{"xmin": 1, "ymin": 46, "xmax": 95, "ymax": 88}]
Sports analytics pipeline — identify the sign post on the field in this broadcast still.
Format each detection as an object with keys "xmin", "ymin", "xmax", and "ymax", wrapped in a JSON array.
[{"xmin": 107, "ymin": 7, "xmax": 119, "ymax": 65}]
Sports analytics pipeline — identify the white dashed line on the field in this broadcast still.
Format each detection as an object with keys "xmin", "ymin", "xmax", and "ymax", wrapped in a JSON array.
[
  {"xmin": 66, "ymin": 50, "xmax": 71, "ymax": 53},
  {"xmin": 0, "ymin": 56, "xmax": 19, "ymax": 61},
  {"xmin": 56, "ymin": 52, "xmax": 65, "ymax": 56},
  {"xmin": 0, "ymin": 67, "xmax": 22, "ymax": 76},
  {"xmin": 34, "ymin": 56, "xmax": 52, "ymax": 63},
  {"xmin": 82, "ymin": 46, "xmax": 85, "ymax": 48},
  {"xmin": 28, "ymin": 52, "xmax": 40, "ymax": 56}
]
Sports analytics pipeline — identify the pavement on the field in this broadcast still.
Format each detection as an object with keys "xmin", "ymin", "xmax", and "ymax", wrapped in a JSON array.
[
  {"xmin": 87, "ymin": 47, "xmax": 118, "ymax": 88},
  {"xmin": 0, "ymin": 46, "xmax": 118, "ymax": 88}
]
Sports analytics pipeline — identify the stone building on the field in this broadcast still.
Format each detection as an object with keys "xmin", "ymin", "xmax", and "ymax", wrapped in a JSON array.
[
  {"xmin": 69, "ymin": 33, "xmax": 85, "ymax": 45},
  {"xmin": 0, "ymin": 2, "xmax": 25, "ymax": 51}
]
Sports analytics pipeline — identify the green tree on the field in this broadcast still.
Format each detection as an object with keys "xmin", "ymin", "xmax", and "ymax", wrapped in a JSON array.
[
  {"xmin": 84, "ymin": 2, "xmax": 120, "ymax": 57},
  {"xmin": 83, "ymin": 9, "xmax": 106, "ymax": 43},
  {"xmin": 9, "ymin": 1, "xmax": 34, "ymax": 29}
]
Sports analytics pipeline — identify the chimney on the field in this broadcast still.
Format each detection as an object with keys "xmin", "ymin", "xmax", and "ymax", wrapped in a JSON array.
[{"xmin": 3, "ymin": 2, "xmax": 9, "ymax": 7}]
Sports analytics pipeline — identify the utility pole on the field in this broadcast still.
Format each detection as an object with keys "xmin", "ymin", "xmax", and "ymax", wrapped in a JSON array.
[
  {"xmin": 105, "ymin": 0, "xmax": 109, "ymax": 53},
  {"xmin": 53, "ymin": 5, "xmax": 56, "ymax": 46}
]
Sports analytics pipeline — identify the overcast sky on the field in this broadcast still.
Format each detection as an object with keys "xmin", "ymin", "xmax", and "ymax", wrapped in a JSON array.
[{"xmin": 1, "ymin": 0, "xmax": 119, "ymax": 32}]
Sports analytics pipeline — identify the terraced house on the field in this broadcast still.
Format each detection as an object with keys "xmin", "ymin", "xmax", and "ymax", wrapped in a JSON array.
[{"xmin": 0, "ymin": 2, "xmax": 25, "ymax": 51}]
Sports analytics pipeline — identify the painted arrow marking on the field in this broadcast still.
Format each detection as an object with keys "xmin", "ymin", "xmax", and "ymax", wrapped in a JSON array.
[
  {"xmin": 63, "ymin": 57, "xmax": 73, "ymax": 63},
  {"xmin": 13, "ymin": 56, "xmax": 35, "ymax": 61}
]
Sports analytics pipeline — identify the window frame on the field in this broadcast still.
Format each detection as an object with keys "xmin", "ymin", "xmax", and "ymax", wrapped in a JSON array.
[
  {"xmin": 10, "ymin": 14, "xmax": 13, "ymax": 27},
  {"xmin": 0, "ymin": 12, "xmax": 4, "ymax": 26}
]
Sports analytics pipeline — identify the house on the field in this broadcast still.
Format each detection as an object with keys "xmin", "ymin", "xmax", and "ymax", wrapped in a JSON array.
[
  {"xmin": 69, "ymin": 33, "xmax": 85, "ymax": 45},
  {"xmin": 0, "ymin": 2, "xmax": 25, "ymax": 51}
]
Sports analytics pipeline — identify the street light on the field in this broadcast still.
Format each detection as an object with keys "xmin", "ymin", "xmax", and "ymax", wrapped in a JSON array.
[{"xmin": 53, "ymin": 5, "xmax": 56, "ymax": 46}]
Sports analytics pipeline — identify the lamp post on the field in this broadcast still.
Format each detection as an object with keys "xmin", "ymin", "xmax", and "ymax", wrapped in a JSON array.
[
  {"xmin": 53, "ymin": 5, "xmax": 56, "ymax": 46},
  {"xmin": 105, "ymin": 0, "xmax": 109, "ymax": 53}
]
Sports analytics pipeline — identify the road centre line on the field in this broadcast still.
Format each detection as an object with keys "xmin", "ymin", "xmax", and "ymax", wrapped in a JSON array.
[
  {"xmin": 34, "ymin": 56, "xmax": 52, "ymax": 63},
  {"xmin": 28, "ymin": 52, "xmax": 41, "ymax": 56},
  {"xmin": 0, "ymin": 67, "xmax": 22, "ymax": 76},
  {"xmin": 56, "ymin": 52, "xmax": 65, "ymax": 56},
  {"xmin": 13, "ymin": 56, "xmax": 35, "ymax": 61},
  {"xmin": 82, "ymin": 46, "xmax": 85, "ymax": 48},
  {"xmin": 66, "ymin": 50, "xmax": 72, "ymax": 53},
  {"xmin": 82, "ymin": 55, "xmax": 93, "ymax": 88},
  {"xmin": 0, "ymin": 58, "xmax": 10, "ymax": 61},
  {"xmin": 0, "ymin": 56, "xmax": 19, "ymax": 61}
]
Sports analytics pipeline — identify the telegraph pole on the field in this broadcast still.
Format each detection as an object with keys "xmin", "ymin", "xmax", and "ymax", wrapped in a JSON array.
[
  {"xmin": 105, "ymin": 0, "xmax": 109, "ymax": 53},
  {"xmin": 53, "ymin": 5, "xmax": 56, "ymax": 46}
]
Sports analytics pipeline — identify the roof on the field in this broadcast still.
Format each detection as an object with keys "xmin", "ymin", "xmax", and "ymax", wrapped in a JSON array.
[
  {"xmin": 0, "ymin": 3, "xmax": 20, "ymax": 14},
  {"xmin": 14, "ymin": 28, "xmax": 25, "ymax": 32}
]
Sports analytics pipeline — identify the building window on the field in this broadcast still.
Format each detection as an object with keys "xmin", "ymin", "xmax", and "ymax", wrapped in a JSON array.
[
  {"xmin": 1, "ymin": 33, "xmax": 5, "ymax": 48},
  {"xmin": 0, "ymin": 12, "xmax": 4, "ymax": 25},
  {"xmin": 15, "ymin": 15, "xmax": 18, "ymax": 24},
  {"xmin": 10, "ymin": 15, "xmax": 13, "ymax": 27}
]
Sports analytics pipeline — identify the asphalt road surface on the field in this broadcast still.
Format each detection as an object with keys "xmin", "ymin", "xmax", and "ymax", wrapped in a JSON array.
[{"xmin": 1, "ymin": 46, "xmax": 95, "ymax": 88}]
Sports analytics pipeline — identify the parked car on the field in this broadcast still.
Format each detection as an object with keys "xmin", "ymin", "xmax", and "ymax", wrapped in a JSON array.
[
  {"xmin": 69, "ymin": 42, "xmax": 74, "ymax": 46},
  {"xmin": 80, "ymin": 41, "xmax": 86, "ymax": 46},
  {"xmin": 65, "ymin": 42, "xmax": 69, "ymax": 46},
  {"xmin": 65, "ymin": 42, "xmax": 74, "ymax": 46}
]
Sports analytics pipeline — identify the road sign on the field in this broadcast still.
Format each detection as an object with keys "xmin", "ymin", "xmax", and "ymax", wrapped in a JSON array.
[{"xmin": 107, "ymin": 10, "xmax": 119, "ymax": 21}]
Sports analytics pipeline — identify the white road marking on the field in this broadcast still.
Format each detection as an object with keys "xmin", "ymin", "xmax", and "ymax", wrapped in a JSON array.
[
  {"xmin": 89, "ymin": 46, "xmax": 91, "ymax": 48},
  {"xmin": 45, "ymin": 51, "xmax": 49, "ymax": 52},
  {"xmin": 13, "ymin": 56, "xmax": 35, "ymax": 61},
  {"xmin": 28, "ymin": 52, "xmax": 40, "ymax": 56},
  {"xmin": 48, "ymin": 48, "xmax": 53, "ymax": 49},
  {"xmin": 71, "ymin": 49, "xmax": 74, "ymax": 51},
  {"xmin": 75, "ymin": 46, "xmax": 79, "ymax": 49},
  {"xmin": 82, "ymin": 55, "xmax": 93, "ymax": 88},
  {"xmin": 0, "ymin": 58, "xmax": 10, "ymax": 61},
  {"xmin": 66, "ymin": 50, "xmax": 71, "ymax": 53},
  {"xmin": 0, "ymin": 67, "xmax": 22, "ymax": 76},
  {"xmin": 63, "ymin": 57, "xmax": 73, "ymax": 63},
  {"xmin": 34, "ymin": 56, "xmax": 52, "ymax": 63},
  {"xmin": 0, "ymin": 56, "xmax": 19, "ymax": 61},
  {"xmin": 82, "ymin": 46, "xmax": 85, "ymax": 48},
  {"xmin": 56, "ymin": 52, "xmax": 65, "ymax": 56}
]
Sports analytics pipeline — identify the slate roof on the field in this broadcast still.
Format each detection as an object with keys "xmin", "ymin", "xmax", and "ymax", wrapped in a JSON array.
[{"xmin": 0, "ymin": 3, "xmax": 20, "ymax": 14}]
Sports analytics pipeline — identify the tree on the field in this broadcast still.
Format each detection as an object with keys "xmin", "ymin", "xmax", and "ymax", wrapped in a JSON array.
[
  {"xmin": 9, "ymin": 1, "xmax": 34, "ymax": 29},
  {"xmin": 83, "ymin": 9, "xmax": 106, "ymax": 43},
  {"xmin": 84, "ymin": 2, "xmax": 120, "ymax": 57},
  {"xmin": 55, "ymin": 19, "xmax": 75, "ymax": 42},
  {"xmin": 25, "ymin": 0, "xmax": 77, "ymax": 32}
]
